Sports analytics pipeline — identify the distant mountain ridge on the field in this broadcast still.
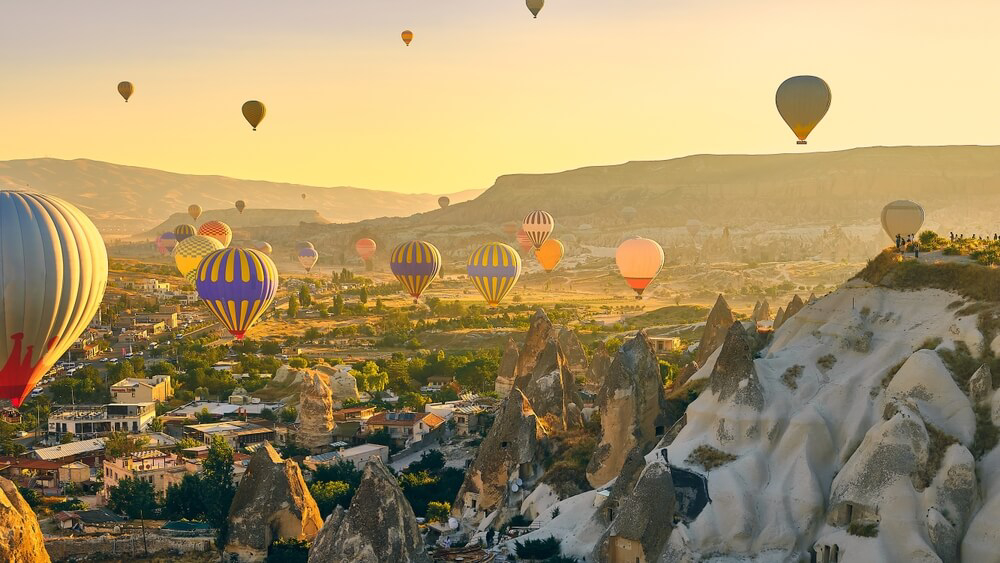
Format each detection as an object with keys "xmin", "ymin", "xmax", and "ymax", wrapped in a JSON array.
[{"xmin": 0, "ymin": 158, "xmax": 482, "ymax": 235}]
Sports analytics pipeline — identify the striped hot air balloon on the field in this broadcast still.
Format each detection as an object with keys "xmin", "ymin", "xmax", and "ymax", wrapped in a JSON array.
[
  {"xmin": 515, "ymin": 229, "xmax": 534, "ymax": 253},
  {"xmin": 356, "ymin": 238, "xmax": 377, "ymax": 261},
  {"xmin": 615, "ymin": 237, "xmax": 664, "ymax": 299},
  {"xmin": 156, "ymin": 232, "xmax": 178, "ymax": 256},
  {"xmin": 401, "ymin": 30, "xmax": 414, "ymax": 46},
  {"xmin": 522, "ymin": 211, "xmax": 554, "ymax": 250},
  {"xmin": 174, "ymin": 235, "xmax": 225, "ymax": 280},
  {"xmin": 0, "ymin": 190, "xmax": 108, "ymax": 406},
  {"xmin": 198, "ymin": 220, "xmax": 233, "ymax": 247},
  {"xmin": 188, "ymin": 204, "xmax": 202, "ymax": 221},
  {"xmin": 196, "ymin": 247, "xmax": 278, "ymax": 339},
  {"xmin": 299, "ymin": 247, "xmax": 319, "ymax": 272},
  {"xmin": 235, "ymin": 200, "xmax": 246, "ymax": 213},
  {"xmin": 389, "ymin": 241, "xmax": 442, "ymax": 302},
  {"xmin": 174, "ymin": 224, "xmax": 197, "ymax": 243},
  {"xmin": 467, "ymin": 243, "xmax": 522, "ymax": 307}
]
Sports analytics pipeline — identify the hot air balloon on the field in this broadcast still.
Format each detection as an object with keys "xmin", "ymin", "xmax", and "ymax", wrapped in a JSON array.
[
  {"xmin": 390, "ymin": 241, "xmax": 442, "ymax": 302},
  {"xmin": 156, "ymin": 232, "xmax": 178, "ymax": 256},
  {"xmin": 468, "ymin": 243, "xmax": 522, "ymax": 307},
  {"xmin": 195, "ymin": 247, "xmax": 279, "ymax": 340},
  {"xmin": 301, "ymin": 193, "xmax": 307, "ymax": 200},
  {"xmin": 438, "ymin": 196, "xmax": 450, "ymax": 209},
  {"xmin": 356, "ymin": 238, "xmax": 377, "ymax": 261},
  {"xmin": 299, "ymin": 247, "xmax": 319, "ymax": 272},
  {"xmin": 776, "ymin": 76, "xmax": 832, "ymax": 145},
  {"xmin": 401, "ymin": 30, "xmax": 414, "ymax": 46},
  {"xmin": 298, "ymin": 241, "xmax": 315, "ymax": 251},
  {"xmin": 117, "ymin": 81, "xmax": 134, "ymax": 102},
  {"xmin": 522, "ymin": 210, "xmax": 554, "ymax": 250},
  {"xmin": 534, "ymin": 239, "xmax": 564, "ymax": 273},
  {"xmin": 174, "ymin": 235, "xmax": 224, "ymax": 280},
  {"xmin": 0, "ymin": 190, "xmax": 108, "ymax": 406},
  {"xmin": 198, "ymin": 220, "xmax": 233, "ymax": 247},
  {"xmin": 242, "ymin": 100, "xmax": 266, "ymax": 131},
  {"xmin": 514, "ymin": 229, "xmax": 534, "ymax": 253},
  {"xmin": 235, "ymin": 200, "xmax": 246, "ymax": 214},
  {"xmin": 174, "ymin": 224, "xmax": 197, "ymax": 242},
  {"xmin": 615, "ymin": 237, "xmax": 664, "ymax": 299},
  {"xmin": 502, "ymin": 221, "xmax": 520, "ymax": 236},
  {"xmin": 255, "ymin": 241, "xmax": 273, "ymax": 255},
  {"xmin": 685, "ymin": 219, "xmax": 702, "ymax": 238},
  {"xmin": 526, "ymin": 0, "xmax": 544, "ymax": 18},
  {"xmin": 881, "ymin": 200, "xmax": 925, "ymax": 242},
  {"xmin": 188, "ymin": 204, "xmax": 202, "ymax": 221}
]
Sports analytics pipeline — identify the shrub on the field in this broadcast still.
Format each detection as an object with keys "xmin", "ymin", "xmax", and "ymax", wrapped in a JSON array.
[
  {"xmin": 817, "ymin": 354, "xmax": 837, "ymax": 371},
  {"xmin": 915, "ymin": 424, "xmax": 958, "ymax": 489},
  {"xmin": 781, "ymin": 365, "xmax": 804, "ymax": 390},
  {"xmin": 515, "ymin": 537, "xmax": 561, "ymax": 560},
  {"xmin": 847, "ymin": 520, "xmax": 879, "ymax": 537},
  {"xmin": 685, "ymin": 444, "xmax": 737, "ymax": 471},
  {"xmin": 972, "ymin": 404, "xmax": 999, "ymax": 459}
]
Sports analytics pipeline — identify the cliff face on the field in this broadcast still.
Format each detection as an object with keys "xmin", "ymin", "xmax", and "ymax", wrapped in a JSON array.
[
  {"xmin": 453, "ymin": 389, "xmax": 548, "ymax": 530},
  {"xmin": 0, "ymin": 477, "xmax": 50, "ymax": 563},
  {"xmin": 587, "ymin": 332, "xmax": 668, "ymax": 488},
  {"xmin": 308, "ymin": 458, "xmax": 430, "ymax": 563},
  {"xmin": 226, "ymin": 443, "xmax": 324, "ymax": 562}
]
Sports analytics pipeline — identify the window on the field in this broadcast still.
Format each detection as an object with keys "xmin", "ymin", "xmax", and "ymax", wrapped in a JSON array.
[
  {"xmin": 501, "ymin": 441, "xmax": 509, "ymax": 448},
  {"xmin": 655, "ymin": 425, "xmax": 665, "ymax": 436}
]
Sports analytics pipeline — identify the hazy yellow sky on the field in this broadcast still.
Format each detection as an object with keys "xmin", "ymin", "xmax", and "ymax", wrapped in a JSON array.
[{"xmin": 3, "ymin": 0, "xmax": 1000, "ymax": 193}]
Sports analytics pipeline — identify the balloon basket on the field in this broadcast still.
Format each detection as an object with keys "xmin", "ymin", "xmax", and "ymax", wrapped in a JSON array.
[{"xmin": 797, "ymin": 140, "xmax": 807, "ymax": 145}]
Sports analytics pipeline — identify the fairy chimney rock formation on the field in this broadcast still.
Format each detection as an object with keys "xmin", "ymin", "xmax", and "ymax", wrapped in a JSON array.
[
  {"xmin": 558, "ymin": 328, "xmax": 589, "ymax": 374},
  {"xmin": 298, "ymin": 373, "xmax": 335, "ymax": 452},
  {"xmin": 696, "ymin": 294, "xmax": 735, "ymax": 365},
  {"xmin": 709, "ymin": 321, "xmax": 764, "ymax": 411},
  {"xmin": 587, "ymin": 331, "xmax": 669, "ymax": 488},
  {"xmin": 587, "ymin": 346, "xmax": 612, "ymax": 388},
  {"xmin": 226, "ymin": 442, "xmax": 324, "ymax": 562},
  {"xmin": 514, "ymin": 309, "xmax": 556, "ymax": 388},
  {"xmin": 0, "ymin": 477, "xmax": 50, "ymax": 563},
  {"xmin": 307, "ymin": 458, "xmax": 430, "ymax": 563},
  {"xmin": 495, "ymin": 337, "xmax": 520, "ymax": 397},
  {"xmin": 522, "ymin": 338, "xmax": 583, "ymax": 431}
]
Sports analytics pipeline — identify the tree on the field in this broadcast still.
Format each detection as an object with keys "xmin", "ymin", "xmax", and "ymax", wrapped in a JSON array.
[
  {"xmin": 374, "ymin": 298, "xmax": 386, "ymax": 313},
  {"xmin": 289, "ymin": 357, "xmax": 308, "ymax": 369},
  {"xmin": 359, "ymin": 286, "xmax": 368, "ymax": 305},
  {"xmin": 298, "ymin": 286, "xmax": 312, "ymax": 307},
  {"xmin": 407, "ymin": 450, "xmax": 445, "ymax": 474},
  {"xmin": 260, "ymin": 407, "xmax": 277, "ymax": 422},
  {"xmin": 164, "ymin": 473, "xmax": 206, "ymax": 521},
  {"xmin": 107, "ymin": 476, "xmax": 157, "ymax": 519},
  {"xmin": 202, "ymin": 436, "xmax": 236, "ymax": 531},
  {"xmin": 331, "ymin": 293, "xmax": 345, "ymax": 316},
  {"xmin": 287, "ymin": 295, "xmax": 299, "ymax": 318},
  {"xmin": 426, "ymin": 501, "xmax": 450, "ymax": 523},
  {"xmin": 0, "ymin": 422, "xmax": 25, "ymax": 455},
  {"xmin": 279, "ymin": 406, "xmax": 298, "ymax": 423},
  {"xmin": 148, "ymin": 417, "xmax": 164, "ymax": 433},
  {"xmin": 309, "ymin": 480, "xmax": 350, "ymax": 518},
  {"xmin": 515, "ymin": 537, "xmax": 562, "ymax": 560},
  {"xmin": 60, "ymin": 432, "xmax": 76, "ymax": 444},
  {"xmin": 104, "ymin": 431, "xmax": 150, "ymax": 459}
]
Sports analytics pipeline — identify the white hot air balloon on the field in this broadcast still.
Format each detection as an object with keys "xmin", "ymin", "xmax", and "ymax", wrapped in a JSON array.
[{"xmin": 881, "ymin": 200, "xmax": 924, "ymax": 242}]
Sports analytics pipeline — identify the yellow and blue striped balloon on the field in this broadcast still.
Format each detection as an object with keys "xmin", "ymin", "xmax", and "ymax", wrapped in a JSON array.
[
  {"xmin": 467, "ymin": 243, "xmax": 522, "ymax": 307},
  {"xmin": 389, "ymin": 240, "xmax": 442, "ymax": 302},
  {"xmin": 195, "ymin": 247, "xmax": 279, "ymax": 340}
]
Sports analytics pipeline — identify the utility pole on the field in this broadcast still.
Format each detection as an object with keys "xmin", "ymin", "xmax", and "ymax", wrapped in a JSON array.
[{"xmin": 139, "ymin": 507, "xmax": 149, "ymax": 556}]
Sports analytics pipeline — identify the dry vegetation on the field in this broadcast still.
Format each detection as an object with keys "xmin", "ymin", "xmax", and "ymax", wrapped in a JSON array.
[{"xmin": 686, "ymin": 445, "xmax": 738, "ymax": 471}]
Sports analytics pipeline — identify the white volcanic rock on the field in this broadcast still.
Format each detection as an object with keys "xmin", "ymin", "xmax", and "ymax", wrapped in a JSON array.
[{"xmin": 885, "ymin": 350, "xmax": 975, "ymax": 445}]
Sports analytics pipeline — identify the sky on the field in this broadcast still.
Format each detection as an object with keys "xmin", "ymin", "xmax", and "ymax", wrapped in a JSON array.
[{"xmin": 2, "ymin": 0, "xmax": 1000, "ymax": 194}]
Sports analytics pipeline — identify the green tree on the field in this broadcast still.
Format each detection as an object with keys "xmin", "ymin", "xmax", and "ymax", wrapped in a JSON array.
[
  {"xmin": 426, "ymin": 501, "xmax": 450, "ymax": 523},
  {"xmin": 309, "ymin": 480, "xmax": 351, "ymax": 518},
  {"xmin": 202, "ymin": 436, "xmax": 236, "ymax": 532},
  {"xmin": 107, "ymin": 476, "xmax": 158, "ymax": 519},
  {"xmin": 104, "ymin": 431, "xmax": 150, "ymax": 459},
  {"xmin": 148, "ymin": 417, "xmax": 164, "ymax": 433},
  {"xmin": 359, "ymin": 286, "xmax": 368, "ymax": 305},
  {"xmin": 279, "ymin": 406, "xmax": 298, "ymax": 423},
  {"xmin": 260, "ymin": 407, "xmax": 277, "ymax": 422},
  {"xmin": 331, "ymin": 293, "xmax": 345, "ymax": 316},
  {"xmin": 515, "ymin": 537, "xmax": 562, "ymax": 560},
  {"xmin": 164, "ymin": 473, "xmax": 206, "ymax": 521},
  {"xmin": 298, "ymin": 286, "xmax": 312, "ymax": 307},
  {"xmin": 60, "ymin": 432, "xmax": 76, "ymax": 444},
  {"xmin": 0, "ymin": 422, "xmax": 25, "ymax": 455},
  {"xmin": 287, "ymin": 295, "xmax": 299, "ymax": 318}
]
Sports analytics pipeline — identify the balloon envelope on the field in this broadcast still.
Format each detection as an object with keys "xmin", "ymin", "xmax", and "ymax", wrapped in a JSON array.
[
  {"xmin": 616, "ymin": 237, "xmax": 664, "ymax": 298},
  {"xmin": 390, "ymin": 241, "xmax": 442, "ymax": 301},
  {"xmin": 188, "ymin": 204, "xmax": 202, "ymax": 221},
  {"xmin": 881, "ymin": 200, "xmax": 925, "ymax": 241},
  {"xmin": 242, "ymin": 100, "xmax": 266, "ymax": 130},
  {"xmin": 198, "ymin": 220, "xmax": 233, "ymax": 247},
  {"xmin": 468, "ymin": 243, "xmax": 522, "ymax": 307},
  {"xmin": 117, "ymin": 81, "xmax": 134, "ymax": 102},
  {"xmin": 255, "ymin": 241, "xmax": 273, "ymax": 255},
  {"xmin": 522, "ymin": 210, "xmax": 554, "ymax": 250},
  {"xmin": 355, "ymin": 238, "xmax": 377, "ymax": 261},
  {"xmin": 156, "ymin": 232, "xmax": 178, "ymax": 255},
  {"xmin": 174, "ymin": 235, "xmax": 224, "ymax": 279},
  {"xmin": 298, "ymin": 241, "xmax": 315, "ymax": 251},
  {"xmin": 438, "ymin": 196, "xmax": 450, "ymax": 209},
  {"xmin": 402, "ymin": 30, "xmax": 413, "ymax": 46},
  {"xmin": 298, "ymin": 248, "xmax": 319, "ymax": 272},
  {"xmin": 527, "ymin": 0, "xmax": 544, "ymax": 17},
  {"xmin": 235, "ymin": 200, "xmax": 246, "ymax": 213},
  {"xmin": 685, "ymin": 219, "xmax": 702, "ymax": 237},
  {"xmin": 776, "ymin": 76, "xmax": 831, "ymax": 144},
  {"xmin": 0, "ymin": 191, "xmax": 108, "ymax": 406},
  {"xmin": 196, "ymin": 248, "xmax": 279, "ymax": 340},
  {"xmin": 515, "ymin": 229, "xmax": 534, "ymax": 253},
  {"xmin": 534, "ymin": 239, "xmax": 564, "ymax": 272},
  {"xmin": 174, "ymin": 224, "xmax": 197, "ymax": 242}
]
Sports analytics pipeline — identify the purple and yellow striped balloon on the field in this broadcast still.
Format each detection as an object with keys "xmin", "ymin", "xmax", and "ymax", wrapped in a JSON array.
[
  {"xmin": 467, "ymin": 242, "xmax": 522, "ymax": 307},
  {"xmin": 195, "ymin": 247, "xmax": 279, "ymax": 340},
  {"xmin": 389, "ymin": 240, "xmax": 442, "ymax": 302}
]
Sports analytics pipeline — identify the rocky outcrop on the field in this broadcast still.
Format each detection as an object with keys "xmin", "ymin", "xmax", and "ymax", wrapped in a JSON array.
[
  {"xmin": 970, "ymin": 364, "xmax": 992, "ymax": 404},
  {"xmin": 522, "ymin": 339, "xmax": 583, "ymax": 431},
  {"xmin": 673, "ymin": 361, "xmax": 700, "ymax": 390},
  {"xmin": 453, "ymin": 389, "xmax": 548, "ymax": 530},
  {"xmin": 784, "ymin": 294, "xmax": 805, "ymax": 322},
  {"xmin": 709, "ymin": 322, "xmax": 763, "ymax": 410},
  {"xmin": 592, "ymin": 460, "xmax": 676, "ymax": 563},
  {"xmin": 772, "ymin": 306, "xmax": 786, "ymax": 330},
  {"xmin": 751, "ymin": 299, "xmax": 771, "ymax": 323},
  {"xmin": 298, "ymin": 373, "xmax": 335, "ymax": 452},
  {"xmin": 0, "ymin": 477, "xmax": 50, "ymax": 563},
  {"xmin": 317, "ymin": 364, "xmax": 361, "ymax": 407},
  {"xmin": 514, "ymin": 309, "xmax": 556, "ymax": 388},
  {"xmin": 587, "ymin": 332, "xmax": 668, "ymax": 488},
  {"xmin": 696, "ymin": 294, "xmax": 734, "ymax": 365},
  {"xmin": 226, "ymin": 443, "xmax": 324, "ymax": 562},
  {"xmin": 308, "ymin": 458, "xmax": 430, "ymax": 563},
  {"xmin": 558, "ymin": 328, "xmax": 589, "ymax": 374},
  {"xmin": 495, "ymin": 338, "xmax": 519, "ymax": 397},
  {"xmin": 586, "ymin": 346, "xmax": 611, "ymax": 388}
]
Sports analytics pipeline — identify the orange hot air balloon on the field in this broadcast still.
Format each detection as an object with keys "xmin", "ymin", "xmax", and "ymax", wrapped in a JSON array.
[
  {"xmin": 401, "ymin": 30, "xmax": 414, "ymax": 46},
  {"xmin": 356, "ymin": 239, "xmax": 377, "ymax": 261},
  {"xmin": 502, "ymin": 221, "xmax": 520, "ymax": 236},
  {"xmin": 534, "ymin": 239, "xmax": 564, "ymax": 272},
  {"xmin": 615, "ymin": 237, "xmax": 664, "ymax": 299}
]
